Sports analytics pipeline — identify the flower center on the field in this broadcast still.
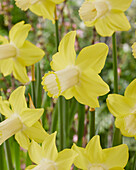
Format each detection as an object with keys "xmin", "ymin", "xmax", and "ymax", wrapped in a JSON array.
[
  {"xmin": 0, "ymin": 44, "xmax": 17, "ymax": 60},
  {"xmin": 42, "ymin": 66, "xmax": 79, "ymax": 98},
  {"xmin": 79, "ymin": 0, "xmax": 110, "ymax": 22},
  {"xmin": 33, "ymin": 159, "xmax": 57, "ymax": 170},
  {"xmin": 0, "ymin": 114, "xmax": 23, "ymax": 145}
]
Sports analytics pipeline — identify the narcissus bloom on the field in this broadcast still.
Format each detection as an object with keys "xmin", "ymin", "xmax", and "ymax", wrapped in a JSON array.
[
  {"xmin": 132, "ymin": 42, "xmax": 136, "ymax": 58},
  {"xmin": 79, "ymin": 0, "xmax": 132, "ymax": 37},
  {"xmin": 26, "ymin": 132, "xmax": 77, "ymax": 170},
  {"xmin": 72, "ymin": 135, "xmax": 128, "ymax": 170},
  {"xmin": 107, "ymin": 79, "xmax": 136, "ymax": 139},
  {"xmin": 0, "ymin": 86, "xmax": 48, "ymax": 149},
  {"xmin": 0, "ymin": 21, "xmax": 45, "ymax": 83},
  {"xmin": 15, "ymin": 0, "xmax": 65, "ymax": 22},
  {"xmin": 42, "ymin": 31, "xmax": 109, "ymax": 108}
]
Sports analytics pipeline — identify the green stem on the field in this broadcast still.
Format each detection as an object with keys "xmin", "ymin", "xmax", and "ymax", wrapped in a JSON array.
[
  {"xmin": 31, "ymin": 65, "xmax": 36, "ymax": 107},
  {"xmin": 112, "ymin": 33, "xmax": 122, "ymax": 146},
  {"xmin": 77, "ymin": 103, "xmax": 85, "ymax": 146},
  {"xmin": 14, "ymin": 141, "xmax": 20, "ymax": 170},
  {"xmin": 0, "ymin": 144, "xmax": 4, "ymax": 170},
  {"xmin": 51, "ymin": 102, "xmax": 58, "ymax": 133},
  {"xmin": 89, "ymin": 108, "xmax": 95, "ymax": 140}
]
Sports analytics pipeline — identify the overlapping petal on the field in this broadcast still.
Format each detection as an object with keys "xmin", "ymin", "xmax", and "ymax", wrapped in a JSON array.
[
  {"xmin": 9, "ymin": 21, "xmax": 31, "ymax": 48},
  {"xmin": 51, "ymin": 31, "xmax": 76, "ymax": 71},
  {"xmin": 0, "ymin": 99, "xmax": 13, "ymax": 118},
  {"xmin": 109, "ymin": 0, "xmax": 133, "ymax": 11},
  {"xmin": 9, "ymin": 86, "xmax": 27, "ymax": 114},
  {"xmin": 0, "ymin": 59, "xmax": 13, "ymax": 76},
  {"xmin": 125, "ymin": 79, "xmax": 136, "ymax": 99},
  {"xmin": 75, "ymin": 43, "xmax": 108, "ymax": 73}
]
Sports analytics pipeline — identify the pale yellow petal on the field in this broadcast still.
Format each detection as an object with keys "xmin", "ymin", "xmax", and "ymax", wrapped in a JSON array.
[
  {"xmin": 107, "ymin": 94, "xmax": 136, "ymax": 117},
  {"xmin": 109, "ymin": 0, "xmax": 133, "ymax": 11},
  {"xmin": 9, "ymin": 21, "xmax": 31, "ymax": 48},
  {"xmin": 25, "ymin": 165, "xmax": 37, "ymax": 170},
  {"xmin": 18, "ymin": 40, "xmax": 45, "ymax": 66},
  {"xmin": 0, "ymin": 59, "xmax": 13, "ymax": 76},
  {"xmin": 23, "ymin": 121, "xmax": 49, "ymax": 143},
  {"xmin": 0, "ymin": 44, "xmax": 16, "ymax": 60},
  {"xmin": 95, "ymin": 11, "xmax": 130, "ymax": 37},
  {"xmin": 30, "ymin": 1, "xmax": 55, "ymax": 22},
  {"xmin": 28, "ymin": 140, "xmax": 43, "ymax": 164},
  {"xmin": 0, "ymin": 35, "xmax": 9, "ymax": 44},
  {"xmin": 75, "ymin": 43, "xmax": 108, "ymax": 73},
  {"xmin": 51, "ymin": 31, "xmax": 76, "ymax": 71},
  {"xmin": 62, "ymin": 87, "xmax": 75, "ymax": 99},
  {"xmin": 15, "ymin": 0, "xmax": 31, "ymax": 11},
  {"xmin": 103, "ymin": 144, "xmax": 128, "ymax": 168},
  {"xmin": 0, "ymin": 99, "xmax": 13, "ymax": 118},
  {"xmin": 9, "ymin": 86, "xmax": 27, "ymax": 114},
  {"xmin": 50, "ymin": 0, "xmax": 65, "ymax": 4},
  {"xmin": 74, "ymin": 69, "xmax": 109, "ymax": 108},
  {"xmin": 20, "ymin": 108, "xmax": 44, "ymax": 127},
  {"xmin": 124, "ymin": 79, "xmax": 136, "ymax": 99},
  {"xmin": 85, "ymin": 135, "xmax": 104, "ymax": 164},
  {"xmin": 72, "ymin": 144, "xmax": 90, "ymax": 169},
  {"xmin": 13, "ymin": 59, "xmax": 30, "ymax": 83},
  {"xmin": 15, "ymin": 131, "xmax": 30, "ymax": 150},
  {"xmin": 56, "ymin": 149, "xmax": 77, "ymax": 170},
  {"xmin": 42, "ymin": 132, "xmax": 58, "ymax": 161}
]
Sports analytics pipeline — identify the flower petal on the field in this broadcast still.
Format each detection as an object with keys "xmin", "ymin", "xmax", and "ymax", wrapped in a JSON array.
[
  {"xmin": 42, "ymin": 132, "xmax": 58, "ymax": 161},
  {"xmin": 0, "ymin": 59, "xmax": 13, "ymax": 76},
  {"xmin": 106, "ymin": 94, "xmax": 136, "ymax": 117},
  {"xmin": 72, "ymin": 144, "xmax": 90, "ymax": 169},
  {"xmin": 75, "ymin": 43, "xmax": 108, "ymax": 73},
  {"xmin": 25, "ymin": 165, "xmax": 37, "ymax": 170},
  {"xmin": 85, "ymin": 135, "xmax": 104, "ymax": 164},
  {"xmin": 18, "ymin": 40, "xmax": 45, "ymax": 66},
  {"xmin": 62, "ymin": 87, "xmax": 75, "ymax": 99},
  {"xmin": 0, "ymin": 35, "xmax": 9, "ymax": 44},
  {"xmin": 13, "ymin": 59, "xmax": 30, "ymax": 83},
  {"xmin": 50, "ymin": 0, "xmax": 64, "ymax": 4},
  {"xmin": 109, "ymin": 0, "xmax": 133, "ymax": 11},
  {"xmin": 124, "ymin": 79, "xmax": 136, "ymax": 99},
  {"xmin": 30, "ymin": 1, "xmax": 55, "ymax": 22},
  {"xmin": 15, "ymin": 131, "xmax": 30, "ymax": 150},
  {"xmin": 103, "ymin": 144, "xmax": 128, "ymax": 168},
  {"xmin": 23, "ymin": 121, "xmax": 49, "ymax": 143},
  {"xmin": 0, "ymin": 99, "xmax": 13, "ymax": 118},
  {"xmin": 95, "ymin": 11, "xmax": 130, "ymax": 37},
  {"xmin": 51, "ymin": 31, "xmax": 76, "ymax": 71},
  {"xmin": 74, "ymin": 69, "xmax": 109, "ymax": 108},
  {"xmin": 56, "ymin": 149, "xmax": 77, "ymax": 170},
  {"xmin": 9, "ymin": 86, "xmax": 27, "ymax": 114},
  {"xmin": 20, "ymin": 108, "xmax": 44, "ymax": 127},
  {"xmin": 9, "ymin": 21, "xmax": 31, "ymax": 48},
  {"xmin": 28, "ymin": 140, "xmax": 43, "ymax": 164}
]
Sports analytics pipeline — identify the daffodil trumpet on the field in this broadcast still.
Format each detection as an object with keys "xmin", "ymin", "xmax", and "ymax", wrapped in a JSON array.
[
  {"xmin": 79, "ymin": 0, "xmax": 132, "ymax": 37},
  {"xmin": 42, "ymin": 31, "xmax": 110, "ymax": 108},
  {"xmin": 0, "ymin": 86, "xmax": 48, "ymax": 149}
]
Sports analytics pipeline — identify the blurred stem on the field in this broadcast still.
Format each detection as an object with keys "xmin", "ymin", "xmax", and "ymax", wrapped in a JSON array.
[
  {"xmin": 51, "ymin": 102, "xmax": 58, "ymax": 133},
  {"xmin": 14, "ymin": 141, "xmax": 20, "ymax": 170},
  {"xmin": 132, "ymin": 151, "xmax": 136, "ymax": 170},
  {"xmin": 55, "ymin": 7, "xmax": 65, "ymax": 150},
  {"xmin": 0, "ymin": 115, "xmax": 13, "ymax": 170},
  {"xmin": 0, "ymin": 144, "xmax": 4, "ymax": 170},
  {"xmin": 31, "ymin": 65, "xmax": 36, "ymax": 107},
  {"xmin": 112, "ymin": 33, "xmax": 122, "ymax": 146},
  {"xmin": 77, "ymin": 103, "xmax": 85, "ymax": 146},
  {"xmin": 89, "ymin": 108, "xmax": 95, "ymax": 140}
]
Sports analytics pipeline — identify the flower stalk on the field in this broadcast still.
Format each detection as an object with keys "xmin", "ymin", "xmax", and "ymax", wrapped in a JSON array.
[
  {"xmin": 89, "ymin": 108, "xmax": 95, "ymax": 140},
  {"xmin": 112, "ymin": 32, "xmax": 122, "ymax": 146},
  {"xmin": 31, "ymin": 64, "xmax": 36, "ymax": 107}
]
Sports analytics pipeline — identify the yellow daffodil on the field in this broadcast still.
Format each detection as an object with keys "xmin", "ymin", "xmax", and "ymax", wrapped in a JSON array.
[
  {"xmin": 72, "ymin": 135, "xmax": 128, "ymax": 170},
  {"xmin": 15, "ymin": 0, "xmax": 65, "ymax": 23},
  {"xmin": 79, "ymin": 0, "xmax": 132, "ymax": 37},
  {"xmin": 26, "ymin": 132, "xmax": 77, "ymax": 170},
  {"xmin": 107, "ymin": 79, "xmax": 136, "ymax": 139},
  {"xmin": 132, "ymin": 42, "xmax": 136, "ymax": 58},
  {"xmin": 0, "ymin": 86, "xmax": 48, "ymax": 149},
  {"xmin": 0, "ymin": 21, "xmax": 45, "ymax": 83},
  {"xmin": 42, "ymin": 31, "xmax": 109, "ymax": 108}
]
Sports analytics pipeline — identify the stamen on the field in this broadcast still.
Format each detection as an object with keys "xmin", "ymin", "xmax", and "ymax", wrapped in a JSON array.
[
  {"xmin": 42, "ymin": 66, "xmax": 79, "ymax": 98},
  {"xmin": 0, "ymin": 114, "xmax": 23, "ymax": 145},
  {"xmin": 0, "ymin": 44, "xmax": 17, "ymax": 60}
]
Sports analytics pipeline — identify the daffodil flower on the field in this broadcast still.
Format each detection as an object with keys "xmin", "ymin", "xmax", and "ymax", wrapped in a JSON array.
[
  {"xmin": 72, "ymin": 135, "xmax": 128, "ymax": 170},
  {"xmin": 0, "ymin": 86, "xmax": 48, "ymax": 149},
  {"xmin": 132, "ymin": 42, "xmax": 136, "ymax": 58},
  {"xmin": 107, "ymin": 79, "xmax": 136, "ymax": 139},
  {"xmin": 15, "ymin": 0, "xmax": 65, "ymax": 23},
  {"xmin": 0, "ymin": 21, "xmax": 45, "ymax": 83},
  {"xmin": 79, "ymin": 0, "xmax": 132, "ymax": 37},
  {"xmin": 26, "ymin": 132, "xmax": 77, "ymax": 170},
  {"xmin": 42, "ymin": 31, "xmax": 109, "ymax": 108}
]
